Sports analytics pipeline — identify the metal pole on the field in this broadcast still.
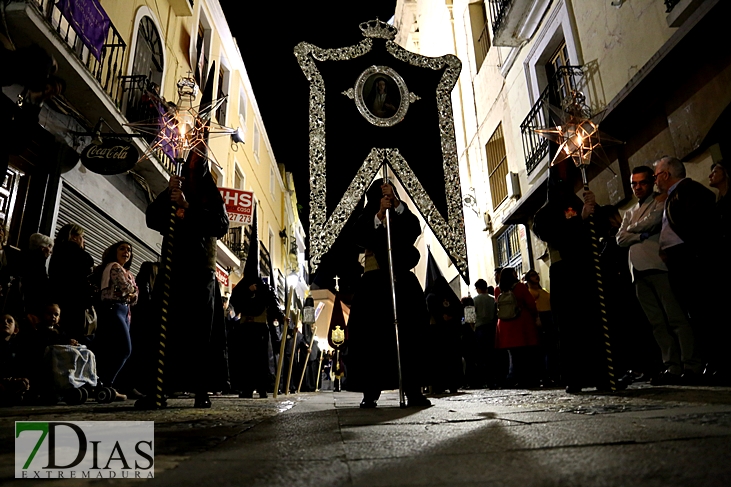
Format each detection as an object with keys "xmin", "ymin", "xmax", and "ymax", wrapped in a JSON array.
[
  {"xmin": 296, "ymin": 324, "xmax": 317, "ymax": 393},
  {"xmin": 273, "ymin": 286, "xmax": 294, "ymax": 398},
  {"xmin": 382, "ymin": 164, "xmax": 406, "ymax": 408},
  {"xmin": 580, "ymin": 166, "xmax": 617, "ymax": 392}
]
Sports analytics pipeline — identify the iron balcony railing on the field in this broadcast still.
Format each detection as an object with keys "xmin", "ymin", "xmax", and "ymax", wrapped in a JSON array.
[
  {"xmin": 221, "ymin": 226, "xmax": 251, "ymax": 262},
  {"xmin": 520, "ymin": 65, "xmax": 585, "ymax": 175},
  {"xmin": 33, "ymin": 0, "xmax": 126, "ymax": 107},
  {"xmin": 665, "ymin": 0, "xmax": 680, "ymax": 13},
  {"xmin": 119, "ymin": 74, "xmax": 177, "ymax": 175},
  {"xmin": 488, "ymin": 0, "xmax": 511, "ymax": 37}
]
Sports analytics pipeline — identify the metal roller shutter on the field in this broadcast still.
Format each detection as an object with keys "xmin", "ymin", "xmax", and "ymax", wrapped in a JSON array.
[{"xmin": 55, "ymin": 184, "xmax": 159, "ymax": 276}]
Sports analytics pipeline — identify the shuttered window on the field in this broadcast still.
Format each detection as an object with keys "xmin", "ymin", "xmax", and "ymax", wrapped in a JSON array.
[
  {"xmin": 486, "ymin": 123, "xmax": 508, "ymax": 210},
  {"xmin": 55, "ymin": 185, "xmax": 160, "ymax": 276}
]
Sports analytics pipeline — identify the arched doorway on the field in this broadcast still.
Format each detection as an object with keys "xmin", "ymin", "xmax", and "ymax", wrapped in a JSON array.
[{"xmin": 124, "ymin": 16, "xmax": 164, "ymax": 124}]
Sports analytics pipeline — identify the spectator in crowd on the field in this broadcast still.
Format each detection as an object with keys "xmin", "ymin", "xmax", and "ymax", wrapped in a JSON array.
[
  {"xmin": 617, "ymin": 165, "xmax": 699, "ymax": 385},
  {"xmin": 654, "ymin": 156, "xmax": 725, "ymax": 382},
  {"xmin": 120, "ymin": 261, "xmax": 158, "ymax": 398},
  {"xmin": 0, "ymin": 313, "xmax": 29, "ymax": 404},
  {"xmin": 523, "ymin": 270, "xmax": 557, "ymax": 383},
  {"xmin": 19, "ymin": 234, "xmax": 53, "ymax": 316},
  {"xmin": 426, "ymin": 276, "xmax": 464, "ymax": 393},
  {"xmin": 533, "ymin": 161, "xmax": 611, "ymax": 393},
  {"xmin": 49, "ymin": 223, "xmax": 94, "ymax": 341},
  {"xmin": 494, "ymin": 267, "xmax": 540, "ymax": 388},
  {"xmin": 473, "ymin": 278, "xmax": 497, "ymax": 387},
  {"xmin": 92, "ymin": 242, "xmax": 138, "ymax": 401}
]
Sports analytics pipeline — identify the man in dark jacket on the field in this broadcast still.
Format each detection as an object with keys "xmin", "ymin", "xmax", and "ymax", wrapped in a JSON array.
[{"xmin": 654, "ymin": 156, "xmax": 725, "ymax": 382}]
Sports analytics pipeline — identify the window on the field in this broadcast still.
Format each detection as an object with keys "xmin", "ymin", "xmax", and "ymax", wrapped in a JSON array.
[
  {"xmin": 547, "ymin": 41, "xmax": 573, "ymax": 105},
  {"xmin": 126, "ymin": 16, "xmax": 164, "ymax": 124},
  {"xmin": 253, "ymin": 124, "xmax": 261, "ymax": 162},
  {"xmin": 238, "ymin": 89, "xmax": 247, "ymax": 130},
  {"xmin": 234, "ymin": 165, "xmax": 244, "ymax": 189},
  {"xmin": 216, "ymin": 64, "xmax": 230, "ymax": 124},
  {"xmin": 195, "ymin": 20, "xmax": 211, "ymax": 87},
  {"xmin": 486, "ymin": 123, "xmax": 508, "ymax": 209},
  {"xmin": 468, "ymin": 1, "xmax": 490, "ymax": 72},
  {"xmin": 496, "ymin": 225, "xmax": 523, "ymax": 277},
  {"xmin": 270, "ymin": 167, "xmax": 276, "ymax": 197}
]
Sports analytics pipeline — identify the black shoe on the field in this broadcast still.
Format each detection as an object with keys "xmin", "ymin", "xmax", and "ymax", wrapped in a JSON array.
[
  {"xmin": 680, "ymin": 370, "xmax": 703, "ymax": 386},
  {"xmin": 650, "ymin": 370, "xmax": 682, "ymax": 386},
  {"xmin": 406, "ymin": 394, "xmax": 431, "ymax": 407},
  {"xmin": 194, "ymin": 393, "xmax": 212, "ymax": 408},
  {"xmin": 565, "ymin": 385, "xmax": 582, "ymax": 394},
  {"xmin": 259, "ymin": 391, "xmax": 268, "ymax": 399},
  {"xmin": 238, "ymin": 392, "xmax": 254, "ymax": 398},
  {"xmin": 359, "ymin": 400, "xmax": 377, "ymax": 408}
]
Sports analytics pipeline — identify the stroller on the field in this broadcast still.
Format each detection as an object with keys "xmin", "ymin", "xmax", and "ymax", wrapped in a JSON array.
[{"xmin": 45, "ymin": 345, "xmax": 117, "ymax": 404}]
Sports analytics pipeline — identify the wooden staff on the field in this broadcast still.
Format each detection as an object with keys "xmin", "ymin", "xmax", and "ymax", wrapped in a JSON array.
[
  {"xmin": 296, "ymin": 325, "xmax": 317, "ymax": 393},
  {"xmin": 273, "ymin": 286, "xmax": 294, "ymax": 399}
]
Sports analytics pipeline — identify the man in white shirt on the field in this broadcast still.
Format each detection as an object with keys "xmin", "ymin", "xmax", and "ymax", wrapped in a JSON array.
[{"xmin": 617, "ymin": 166, "xmax": 700, "ymax": 384}]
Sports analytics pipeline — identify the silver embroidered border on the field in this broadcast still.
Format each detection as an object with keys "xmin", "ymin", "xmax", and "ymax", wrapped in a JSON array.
[{"xmin": 294, "ymin": 34, "xmax": 469, "ymax": 282}]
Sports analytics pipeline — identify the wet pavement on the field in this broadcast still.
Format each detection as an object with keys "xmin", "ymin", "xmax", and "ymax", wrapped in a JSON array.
[{"xmin": 2, "ymin": 384, "xmax": 731, "ymax": 486}]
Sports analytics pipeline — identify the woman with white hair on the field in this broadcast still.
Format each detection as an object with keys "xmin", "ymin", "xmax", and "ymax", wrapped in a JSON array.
[{"xmin": 20, "ymin": 233, "xmax": 53, "ymax": 315}]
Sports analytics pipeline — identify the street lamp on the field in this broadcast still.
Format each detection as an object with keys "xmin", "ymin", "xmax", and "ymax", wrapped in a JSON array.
[{"xmin": 286, "ymin": 270, "xmax": 299, "ymax": 288}]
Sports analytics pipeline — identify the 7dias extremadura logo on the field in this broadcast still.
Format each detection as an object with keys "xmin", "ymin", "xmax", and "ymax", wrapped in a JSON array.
[{"xmin": 15, "ymin": 421, "xmax": 154, "ymax": 479}]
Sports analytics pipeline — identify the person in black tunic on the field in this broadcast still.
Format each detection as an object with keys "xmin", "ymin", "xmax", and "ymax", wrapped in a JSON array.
[
  {"xmin": 532, "ymin": 162, "xmax": 611, "ymax": 393},
  {"xmin": 346, "ymin": 179, "xmax": 431, "ymax": 408},
  {"xmin": 139, "ymin": 152, "xmax": 229, "ymax": 408}
]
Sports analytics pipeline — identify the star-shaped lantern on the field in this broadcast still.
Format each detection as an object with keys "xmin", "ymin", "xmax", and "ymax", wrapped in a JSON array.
[
  {"xmin": 126, "ymin": 75, "xmax": 236, "ymax": 170},
  {"xmin": 534, "ymin": 90, "xmax": 622, "ymax": 170}
]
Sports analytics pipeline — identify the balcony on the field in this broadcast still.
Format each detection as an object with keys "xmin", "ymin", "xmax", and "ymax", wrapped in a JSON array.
[
  {"xmin": 5, "ymin": 0, "xmax": 173, "ymax": 195},
  {"xmin": 665, "ymin": 0, "xmax": 681, "ymax": 12},
  {"xmin": 520, "ymin": 65, "xmax": 585, "ymax": 175},
  {"xmin": 488, "ymin": 0, "xmax": 552, "ymax": 47}
]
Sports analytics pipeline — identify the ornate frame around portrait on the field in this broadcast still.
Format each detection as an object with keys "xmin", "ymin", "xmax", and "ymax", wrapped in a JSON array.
[{"xmin": 294, "ymin": 21, "xmax": 468, "ymax": 282}]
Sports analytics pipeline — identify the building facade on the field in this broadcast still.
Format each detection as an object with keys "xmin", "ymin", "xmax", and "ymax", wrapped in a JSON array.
[
  {"xmin": 394, "ymin": 0, "xmax": 729, "ymax": 293},
  {"xmin": 1, "ymin": 0, "xmax": 306, "ymax": 301}
]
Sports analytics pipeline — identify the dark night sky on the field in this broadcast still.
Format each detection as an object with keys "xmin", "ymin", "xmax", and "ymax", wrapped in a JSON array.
[{"xmin": 220, "ymin": 0, "xmax": 398, "ymax": 232}]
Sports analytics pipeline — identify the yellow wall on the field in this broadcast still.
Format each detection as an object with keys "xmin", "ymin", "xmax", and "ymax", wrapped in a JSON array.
[{"xmin": 98, "ymin": 0, "xmax": 289, "ymax": 276}]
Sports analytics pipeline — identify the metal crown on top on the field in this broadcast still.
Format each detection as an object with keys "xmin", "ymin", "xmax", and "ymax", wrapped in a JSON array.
[{"xmin": 359, "ymin": 18, "xmax": 398, "ymax": 40}]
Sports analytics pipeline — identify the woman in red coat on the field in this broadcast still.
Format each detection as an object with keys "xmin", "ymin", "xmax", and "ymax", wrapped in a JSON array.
[{"xmin": 494, "ymin": 267, "xmax": 540, "ymax": 387}]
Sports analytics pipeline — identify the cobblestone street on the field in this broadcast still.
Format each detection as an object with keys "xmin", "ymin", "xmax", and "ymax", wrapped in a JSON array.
[{"xmin": 3, "ymin": 384, "xmax": 731, "ymax": 486}]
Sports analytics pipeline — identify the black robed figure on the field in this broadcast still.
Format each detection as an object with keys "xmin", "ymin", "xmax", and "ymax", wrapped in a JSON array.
[
  {"xmin": 533, "ymin": 161, "xmax": 611, "ymax": 393},
  {"xmin": 143, "ymin": 152, "xmax": 229, "ymax": 406},
  {"xmin": 346, "ymin": 179, "xmax": 431, "ymax": 408}
]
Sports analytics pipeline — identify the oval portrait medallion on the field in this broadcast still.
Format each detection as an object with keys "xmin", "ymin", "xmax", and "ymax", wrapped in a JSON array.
[{"xmin": 355, "ymin": 66, "xmax": 411, "ymax": 127}]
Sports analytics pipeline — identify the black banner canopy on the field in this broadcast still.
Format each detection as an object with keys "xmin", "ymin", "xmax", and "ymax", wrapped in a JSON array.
[{"xmin": 295, "ymin": 19, "xmax": 469, "ymax": 284}]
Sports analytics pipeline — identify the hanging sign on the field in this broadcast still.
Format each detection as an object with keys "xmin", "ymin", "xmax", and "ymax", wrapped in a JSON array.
[
  {"xmin": 56, "ymin": 0, "xmax": 111, "ymax": 61},
  {"xmin": 215, "ymin": 264, "xmax": 229, "ymax": 287},
  {"xmin": 219, "ymin": 187, "xmax": 254, "ymax": 226},
  {"xmin": 80, "ymin": 139, "xmax": 138, "ymax": 175}
]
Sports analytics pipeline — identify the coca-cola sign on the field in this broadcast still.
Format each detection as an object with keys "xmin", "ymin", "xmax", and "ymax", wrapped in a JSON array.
[{"xmin": 80, "ymin": 139, "xmax": 138, "ymax": 175}]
